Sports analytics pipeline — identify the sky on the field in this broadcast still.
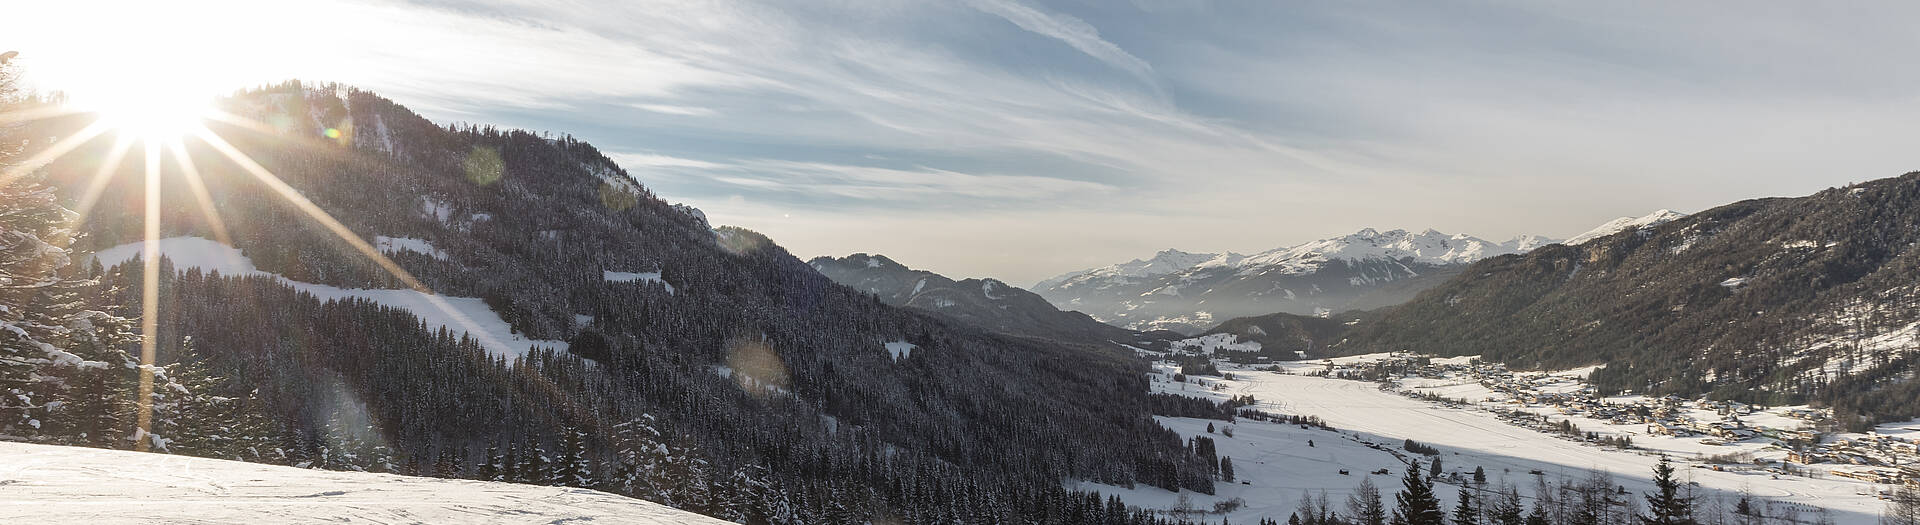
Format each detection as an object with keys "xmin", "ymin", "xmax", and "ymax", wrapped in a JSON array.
[{"xmin": 9, "ymin": 1, "xmax": 1920, "ymax": 286}]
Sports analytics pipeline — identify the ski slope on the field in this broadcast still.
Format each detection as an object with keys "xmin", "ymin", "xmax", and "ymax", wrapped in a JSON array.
[
  {"xmin": 92, "ymin": 236, "xmax": 568, "ymax": 360},
  {"xmin": 1140, "ymin": 365, "xmax": 1886, "ymax": 525},
  {"xmin": 0, "ymin": 442, "xmax": 728, "ymax": 524}
]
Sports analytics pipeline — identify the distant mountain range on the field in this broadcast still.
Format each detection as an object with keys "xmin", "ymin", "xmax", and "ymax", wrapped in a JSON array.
[
  {"xmin": 808, "ymin": 253, "xmax": 1166, "ymax": 348},
  {"xmin": 1031, "ymin": 228, "xmax": 1564, "ymax": 334}
]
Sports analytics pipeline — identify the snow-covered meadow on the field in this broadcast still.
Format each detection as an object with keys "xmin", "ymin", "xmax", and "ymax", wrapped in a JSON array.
[{"xmin": 1129, "ymin": 358, "xmax": 1895, "ymax": 524}]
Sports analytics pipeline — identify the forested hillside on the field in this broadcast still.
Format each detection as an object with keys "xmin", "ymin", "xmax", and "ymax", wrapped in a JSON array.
[
  {"xmin": 7, "ymin": 82, "xmax": 1228, "ymax": 524},
  {"xmin": 809, "ymin": 253, "xmax": 1151, "ymax": 347},
  {"xmin": 1340, "ymin": 174, "xmax": 1920, "ymax": 429}
]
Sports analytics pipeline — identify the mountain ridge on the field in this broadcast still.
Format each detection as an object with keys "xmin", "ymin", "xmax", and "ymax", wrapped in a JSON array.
[
  {"xmin": 1034, "ymin": 227, "xmax": 1554, "ymax": 334},
  {"xmin": 807, "ymin": 252, "xmax": 1151, "ymax": 347}
]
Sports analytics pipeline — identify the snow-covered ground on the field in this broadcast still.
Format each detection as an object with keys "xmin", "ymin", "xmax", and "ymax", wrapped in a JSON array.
[
  {"xmin": 1140, "ymin": 362, "xmax": 1891, "ymax": 524},
  {"xmin": 0, "ymin": 442, "xmax": 727, "ymax": 524},
  {"xmin": 885, "ymin": 340, "xmax": 916, "ymax": 361},
  {"xmin": 374, "ymin": 235, "xmax": 450, "ymax": 261},
  {"xmin": 1076, "ymin": 414, "xmax": 1425, "ymax": 524},
  {"xmin": 93, "ymin": 237, "xmax": 567, "ymax": 359},
  {"xmin": 605, "ymin": 270, "xmax": 676, "ymax": 294},
  {"xmin": 1170, "ymin": 333, "xmax": 1262, "ymax": 355}
]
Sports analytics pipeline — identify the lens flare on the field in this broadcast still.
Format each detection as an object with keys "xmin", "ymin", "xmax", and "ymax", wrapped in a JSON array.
[{"xmin": 0, "ymin": 85, "xmax": 528, "ymax": 452}]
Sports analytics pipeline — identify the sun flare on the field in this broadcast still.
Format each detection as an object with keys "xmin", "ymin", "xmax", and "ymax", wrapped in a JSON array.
[{"xmin": 82, "ymin": 89, "xmax": 212, "ymax": 143}]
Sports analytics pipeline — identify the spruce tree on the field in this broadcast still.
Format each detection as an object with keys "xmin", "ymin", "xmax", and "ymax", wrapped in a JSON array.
[
  {"xmin": 0, "ymin": 55, "xmax": 136, "ymax": 445},
  {"xmin": 1489, "ymin": 485, "xmax": 1525, "ymax": 525},
  {"xmin": 1638, "ymin": 456, "xmax": 1697, "ymax": 525},
  {"xmin": 1526, "ymin": 503, "xmax": 1551, "ymax": 525},
  {"xmin": 1454, "ymin": 489, "xmax": 1479, "ymax": 525},
  {"xmin": 1395, "ymin": 461, "xmax": 1446, "ymax": 525}
]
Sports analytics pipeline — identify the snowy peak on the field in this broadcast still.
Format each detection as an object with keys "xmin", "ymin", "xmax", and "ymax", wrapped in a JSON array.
[
  {"xmin": 1034, "ymin": 248, "xmax": 1225, "ymax": 289},
  {"xmin": 1240, "ymin": 227, "xmax": 1524, "ymax": 272},
  {"xmin": 1501, "ymin": 234, "xmax": 1559, "ymax": 252},
  {"xmin": 1033, "ymin": 226, "xmax": 1553, "ymax": 334},
  {"xmin": 1564, "ymin": 209, "xmax": 1687, "ymax": 246}
]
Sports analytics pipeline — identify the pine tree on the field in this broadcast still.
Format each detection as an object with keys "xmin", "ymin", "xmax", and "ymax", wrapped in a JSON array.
[
  {"xmin": 478, "ymin": 443, "xmax": 501, "ymax": 481},
  {"xmin": 1526, "ymin": 503, "xmax": 1552, "ymax": 525},
  {"xmin": 561, "ymin": 424, "xmax": 593, "ymax": 487},
  {"xmin": 1395, "ymin": 461, "xmax": 1446, "ymax": 525},
  {"xmin": 1731, "ymin": 494, "xmax": 1760, "ymax": 525},
  {"xmin": 1489, "ymin": 485, "xmax": 1525, "ymax": 525},
  {"xmin": 1454, "ymin": 489, "xmax": 1479, "ymax": 525},
  {"xmin": 1222, "ymin": 456, "xmax": 1235, "ymax": 482},
  {"xmin": 0, "ymin": 56, "xmax": 136, "ymax": 443},
  {"xmin": 1639, "ymin": 456, "xmax": 1697, "ymax": 525}
]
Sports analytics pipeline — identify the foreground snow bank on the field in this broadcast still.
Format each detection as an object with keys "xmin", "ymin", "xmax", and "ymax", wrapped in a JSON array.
[{"xmin": 0, "ymin": 442, "xmax": 729, "ymax": 524}]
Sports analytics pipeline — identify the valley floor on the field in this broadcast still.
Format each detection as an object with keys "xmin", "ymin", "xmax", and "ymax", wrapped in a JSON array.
[
  {"xmin": 0, "ymin": 441, "xmax": 727, "ymax": 524},
  {"xmin": 1102, "ymin": 359, "xmax": 1903, "ymax": 525}
]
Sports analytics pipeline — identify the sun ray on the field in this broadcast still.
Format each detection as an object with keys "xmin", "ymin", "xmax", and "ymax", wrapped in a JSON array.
[
  {"xmin": 68, "ymin": 133, "xmax": 137, "ymax": 227},
  {"xmin": 203, "ymin": 109, "xmax": 287, "ymax": 138},
  {"xmin": 193, "ymin": 128, "xmax": 424, "ymax": 291},
  {"xmin": 192, "ymin": 128, "xmax": 517, "ymax": 353},
  {"xmin": 0, "ymin": 105, "xmax": 80, "ymax": 126},
  {"xmin": 166, "ymin": 138, "xmax": 233, "ymax": 247},
  {"xmin": 0, "ymin": 121, "xmax": 110, "ymax": 187},
  {"xmin": 133, "ymin": 140, "xmax": 161, "ymax": 453}
]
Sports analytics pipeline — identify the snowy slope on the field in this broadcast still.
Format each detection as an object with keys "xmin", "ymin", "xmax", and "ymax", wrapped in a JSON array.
[
  {"xmin": 0, "ymin": 442, "xmax": 730, "ymax": 524},
  {"xmin": 92, "ymin": 236, "xmax": 568, "ymax": 359},
  {"xmin": 1236, "ymin": 229, "xmax": 1525, "ymax": 274},
  {"xmin": 1563, "ymin": 209, "xmax": 1687, "ymax": 245}
]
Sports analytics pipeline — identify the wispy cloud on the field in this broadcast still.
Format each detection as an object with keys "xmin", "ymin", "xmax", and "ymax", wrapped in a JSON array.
[
  {"xmin": 961, "ymin": 0, "xmax": 1157, "ymax": 85},
  {"xmin": 13, "ymin": 0, "xmax": 1919, "ymax": 284}
]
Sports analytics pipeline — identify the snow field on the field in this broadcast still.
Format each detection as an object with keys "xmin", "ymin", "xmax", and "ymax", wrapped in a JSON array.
[
  {"xmin": 92, "ymin": 237, "xmax": 567, "ymax": 360},
  {"xmin": 0, "ymin": 441, "xmax": 729, "ymax": 524},
  {"xmin": 1139, "ymin": 363, "xmax": 1889, "ymax": 524}
]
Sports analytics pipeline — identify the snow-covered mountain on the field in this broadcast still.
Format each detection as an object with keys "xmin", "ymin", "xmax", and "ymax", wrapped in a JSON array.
[
  {"xmin": 1035, "ymin": 228, "xmax": 1554, "ymax": 334},
  {"xmin": 15, "ymin": 83, "xmax": 1222, "ymax": 524},
  {"xmin": 1034, "ymin": 249, "xmax": 1222, "ymax": 291},
  {"xmin": 1563, "ymin": 209, "xmax": 1688, "ymax": 245},
  {"xmin": 0, "ymin": 442, "xmax": 730, "ymax": 524}
]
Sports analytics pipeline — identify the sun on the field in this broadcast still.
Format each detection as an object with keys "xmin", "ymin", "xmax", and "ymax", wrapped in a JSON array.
[{"xmin": 81, "ymin": 87, "xmax": 213, "ymax": 143}]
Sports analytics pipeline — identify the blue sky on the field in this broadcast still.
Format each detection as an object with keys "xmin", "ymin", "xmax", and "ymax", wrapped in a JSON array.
[{"xmin": 11, "ymin": 1, "xmax": 1920, "ymax": 285}]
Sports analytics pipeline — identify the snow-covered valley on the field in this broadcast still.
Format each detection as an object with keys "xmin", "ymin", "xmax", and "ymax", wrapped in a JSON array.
[
  {"xmin": 0, "ymin": 441, "xmax": 729, "ymax": 524},
  {"xmin": 1117, "ymin": 357, "xmax": 1904, "ymax": 525}
]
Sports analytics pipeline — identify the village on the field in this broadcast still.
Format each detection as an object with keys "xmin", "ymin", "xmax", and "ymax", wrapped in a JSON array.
[{"xmin": 1276, "ymin": 353, "xmax": 1920, "ymax": 492}]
